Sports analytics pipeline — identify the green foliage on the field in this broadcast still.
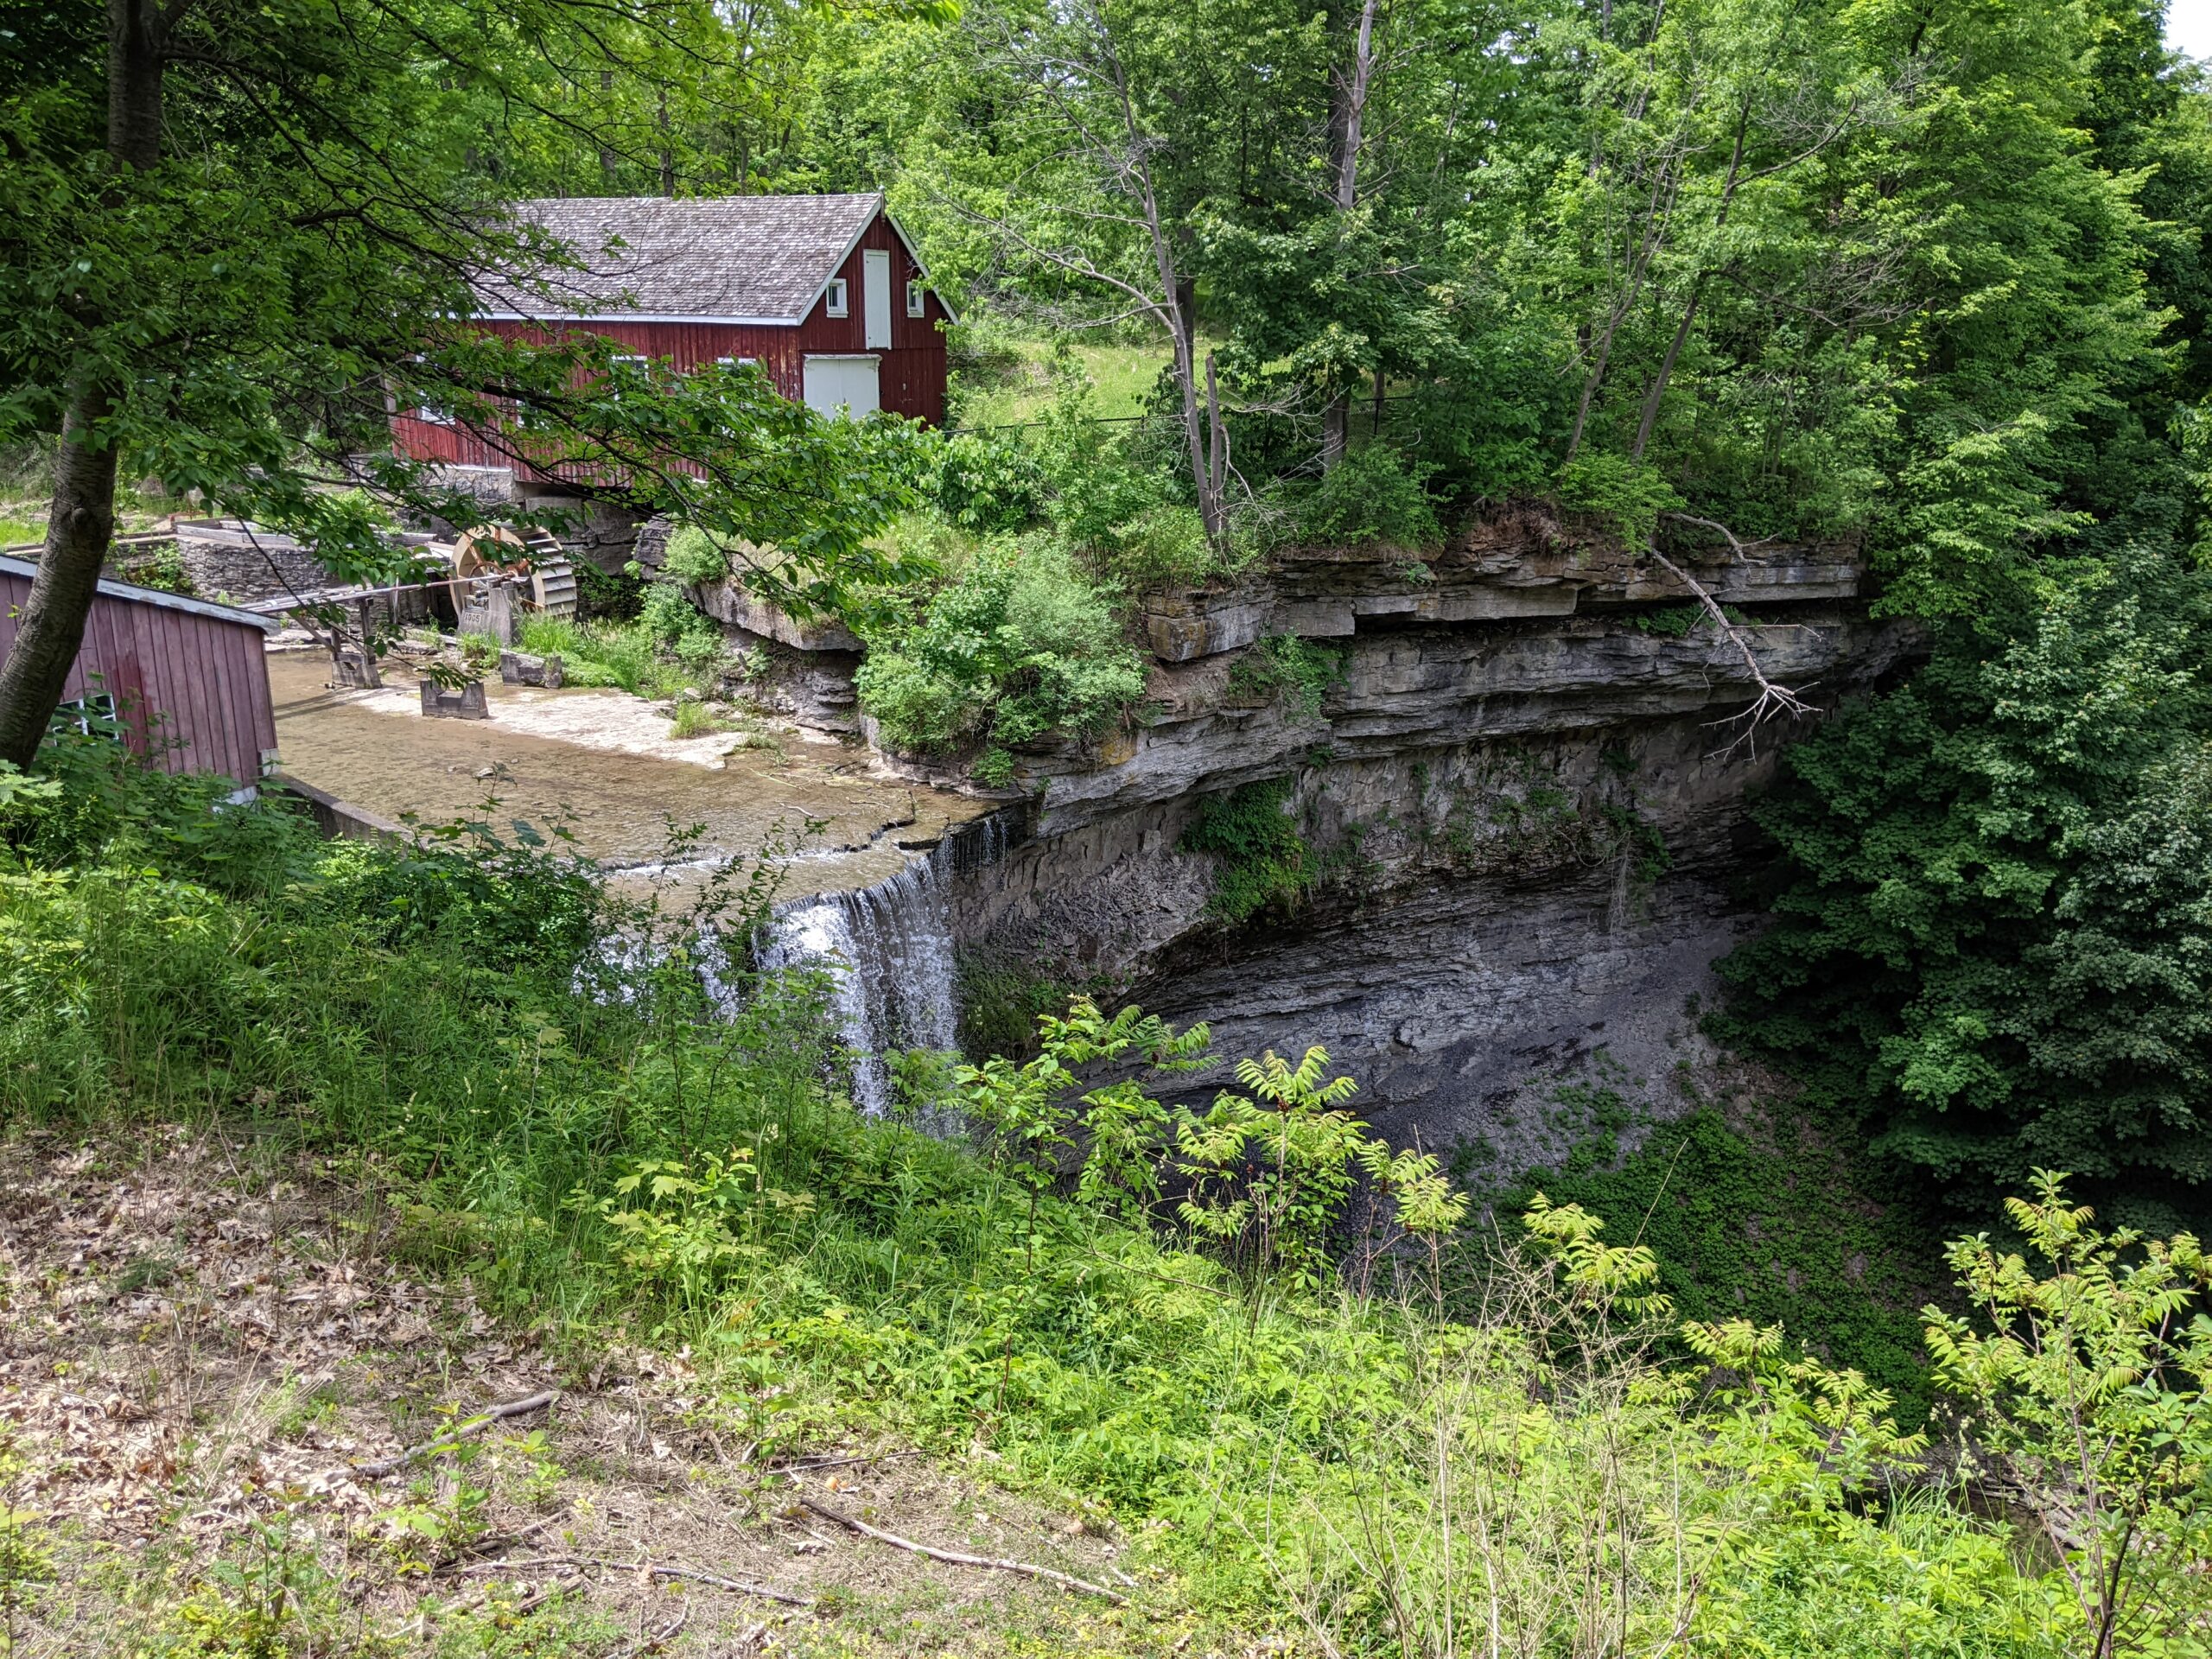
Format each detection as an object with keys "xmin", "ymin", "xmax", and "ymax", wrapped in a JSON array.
[
  {"xmin": 516, "ymin": 592, "xmax": 720, "ymax": 699},
  {"xmin": 954, "ymin": 950, "xmax": 1098, "ymax": 1061},
  {"xmin": 0, "ymin": 0, "xmax": 931, "ymax": 657},
  {"xmin": 1554, "ymin": 452, "xmax": 1685, "ymax": 550},
  {"xmin": 1484, "ymin": 1093, "xmax": 1951, "ymax": 1422},
  {"xmin": 1926, "ymin": 1173, "xmax": 2212, "ymax": 1656},
  {"xmin": 855, "ymin": 538, "xmax": 1147, "ymax": 765},
  {"xmin": 926, "ymin": 429, "xmax": 1048, "ymax": 533},
  {"xmin": 6, "ymin": 751, "xmax": 2212, "ymax": 1649},
  {"xmin": 161, "ymin": 1520, "xmax": 335, "ymax": 1658},
  {"xmin": 0, "ymin": 1425, "xmax": 49, "ymax": 1657},
  {"xmin": 571, "ymin": 557, "xmax": 646, "ymax": 623},
  {"xmin": 1286, "ymin": 443, "xmax": 1442, "ymax": 552},
  {"xmin": 1175, "ymin": 1047, "xmax": 1467, "ymax": 1287},
  {"xmin": 659, "ymin": 524, "xmax": 734, "ymax": 585},
  {"xmin": 113, "ymin": 543, "xmax": 195, "ymax": 596},
  {"xmin": 1224, "ymin": 634, "xmax": 1346, "ymax": 719},
  {"xmin": 1630, "ymin": 603, "xmax": 1705, "ymax": 639},
  {"xmin": 636, "ymin": 582, "xmax": 723, "ymax": 669},
  {"xmin": 1719, "ymin": 549, "xmax": 2212, "ymax": 1198},
  {"xmin": 1179, "ymin": 779, "xmax": 1316, "ymax": 924}
]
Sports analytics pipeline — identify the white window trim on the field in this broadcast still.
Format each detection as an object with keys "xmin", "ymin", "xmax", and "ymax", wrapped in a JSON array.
[
  {"xmin": 824, "ymin": 277, "xmax": 849, "ymax": 318},
  {"xmin": 906, "ymin": 279, "xmax": 925, "ymax": 318}
]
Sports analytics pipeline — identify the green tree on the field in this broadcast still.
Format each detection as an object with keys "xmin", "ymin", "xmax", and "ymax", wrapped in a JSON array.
[
  {"xmin": 1720, "ymin": 549, "xmax": 2212, "ymax": 1198},
  {"xmin": 0, "ymin": 0, "xmax": 929, "ymax": 768},
  {"xmin": 1925, "ymin": 1172, "xmax": 2212, "ymax": 1658}
]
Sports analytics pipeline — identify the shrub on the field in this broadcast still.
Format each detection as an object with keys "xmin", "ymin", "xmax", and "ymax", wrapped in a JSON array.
[
  {"xmin": 928, "ymin": 429, "xmax": 1046, "ymax": 532},
  {"xmin": 855, "ymin": 538, "xmax": 1147, "ymax": 765},
  {"xmin": 1180, "ymin": 779, "xmax": 1316, "ymax": 923},
  {"xmin": 1225, "ymin": 634, "xmax": 1346, "ymax": 718},
  {"xmin": 660, "ymin": 524, "xmax": 734, "ymax": 584},
  {"xmin": 1292, "ymin": 443, "xmax": 1441, "ymax": 551},
  {"xmin": 517, "ymin": 586, "xmax": 721, "ymax": 698},
  {"xmin": 1719, "ymin": 550, "xmax": 2212, "ymax": 1201},
  {"xmin": 638, "ymin": 582, "xmax": 723, "ymax": 669},
  {"xmin": 1554, "ymin": 450, "xmax": 1683, "ymax": 547}
]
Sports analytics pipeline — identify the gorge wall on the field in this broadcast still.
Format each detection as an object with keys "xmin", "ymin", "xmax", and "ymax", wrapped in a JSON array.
[{"xmin": 717, "ymin": 512, "xmax": 1917, "ymax": 1165}]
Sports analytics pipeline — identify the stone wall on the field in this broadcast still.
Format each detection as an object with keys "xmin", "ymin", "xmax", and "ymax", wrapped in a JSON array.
[{"xmin": 172, "ymin": 523, "xmax": 332, "ymax": 606}]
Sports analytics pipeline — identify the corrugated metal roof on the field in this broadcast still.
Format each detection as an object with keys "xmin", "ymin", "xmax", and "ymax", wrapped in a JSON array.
[
  {"xmin": 0, "ymin": 552, "xmax": 280, "ymax": 633},
  {"xmin": 474, "ymin": 194, "xmax": 907, "ymax": 326}
]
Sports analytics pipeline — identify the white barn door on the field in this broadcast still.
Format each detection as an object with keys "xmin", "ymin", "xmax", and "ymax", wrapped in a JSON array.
[
  {"xmin": 863, "ymin": 249, "xmax": 893, "ymax": 349},
  {"xmin": 802, "ymin": 354, "xmax": 880, "ymax": 417}
]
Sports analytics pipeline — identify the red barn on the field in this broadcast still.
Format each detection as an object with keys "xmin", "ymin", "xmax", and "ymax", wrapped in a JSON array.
[
  {"xmin": 0, "ymin": 552, "xmax": 279, "ymax": 790},
  {"xmin": 393, "ymin": 193, "xmax": 952, "ymax": 488}
]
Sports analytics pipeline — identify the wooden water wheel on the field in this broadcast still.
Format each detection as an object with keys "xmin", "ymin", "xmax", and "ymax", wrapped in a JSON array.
[{"xmin": 451, "ymin": 524, "xmax": 579, "ymax": 618}]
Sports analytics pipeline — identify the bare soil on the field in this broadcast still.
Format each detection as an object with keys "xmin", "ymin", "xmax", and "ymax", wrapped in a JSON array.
[{"xmin": 0, "ymin": 1129, "xmax": 1211, "ymax": 1657}]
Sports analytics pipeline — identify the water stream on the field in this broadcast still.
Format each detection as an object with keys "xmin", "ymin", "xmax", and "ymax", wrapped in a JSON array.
[{"xmin": 760, "ymin": 812, "xmax": 1015, "ymax": 1113}]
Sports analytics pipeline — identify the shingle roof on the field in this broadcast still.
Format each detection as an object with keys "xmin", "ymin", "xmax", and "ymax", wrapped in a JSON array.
[{"xmin": 473, "ymin": 194, "xmax": 893, "ymax": 325}]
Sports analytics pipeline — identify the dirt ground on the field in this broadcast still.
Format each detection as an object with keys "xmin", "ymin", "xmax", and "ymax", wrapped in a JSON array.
[
  {"xmin": 266, "ymin": 650, "xmax": 985, "ymax": 894},
  {"xmin": 0, "ymin": 1129, "xmax": 1212, "ymax": 1658}
]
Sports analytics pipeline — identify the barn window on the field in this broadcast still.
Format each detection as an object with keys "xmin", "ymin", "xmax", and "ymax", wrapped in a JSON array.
[
  {"xmin": 906, "ymin": 279, "xmax": 925, "ymax": 318},
  {"xmin": 606, "ymin": 354, "xmax": 650, "ymax": 399},
  {"xmin": 824, "ymin": 277, "xmax": 849, "ymax": 317},
  {"xmin": 53, "ymin": 691, "xmax": 119, "ymax": 741},
  {"xmin": 417, "ymin": 400, "xmax": 454, "ymax": 425}
]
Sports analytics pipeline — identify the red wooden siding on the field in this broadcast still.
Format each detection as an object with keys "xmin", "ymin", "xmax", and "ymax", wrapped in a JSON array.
[
  {"xmin": 393, "ymin": 203, "xmax": 950, "ymax": 478},
  {"xmin": 0, "ymin": 565, "xmax": 279, "ymax": 785}
]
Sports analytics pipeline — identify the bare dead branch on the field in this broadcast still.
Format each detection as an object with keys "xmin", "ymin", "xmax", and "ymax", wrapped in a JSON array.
[
  {"xmin": 798, "ymin": 1497, "xmax": 1129, "ymax": 1604},
  {"xmin": 1643, "ymin": 545, "xmax": 1811, "ymax": 757},
  {"xmin": 1656, "ymin": 512, "xmax": 1781, "ymax": 559},
  {"xmin": 352, "ymin": 1389, "xmax": 557, "ymax": 1479}
]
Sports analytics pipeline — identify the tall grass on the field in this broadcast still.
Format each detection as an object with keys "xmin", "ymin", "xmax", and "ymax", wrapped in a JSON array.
[
  {"xmin": 0, "ymin": 738, "xmax": 2184, "ymax": 1655},
  {"xmin": 516, "ymin": 614, "xmax": 664, "ymax": 695}
]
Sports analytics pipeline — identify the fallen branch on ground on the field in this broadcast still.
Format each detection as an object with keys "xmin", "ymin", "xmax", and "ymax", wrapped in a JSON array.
[
  {"xmin": 609, "ymin": 1609, "xmax": 688, "ymax": 1659},
  {"xmin": 798, "ymin": 1496, "xmax": 1128, "ymax": 1604},
  {"xmin": 769, "ymin": 1449, "xmax": 921, "ymax": 1475},
  {"xmin": 353, "ymin": 1389, "xmax": 558, "ymax": 1479},
  {"xmin": 454, "ymin": 1555, "xmax": 815, "ymax": 1608}
]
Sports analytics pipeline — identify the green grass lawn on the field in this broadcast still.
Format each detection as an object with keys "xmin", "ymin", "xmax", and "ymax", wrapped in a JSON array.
[{"xmin": 949, "ymin": 331, "xmax": 1173, "ymax": 429}]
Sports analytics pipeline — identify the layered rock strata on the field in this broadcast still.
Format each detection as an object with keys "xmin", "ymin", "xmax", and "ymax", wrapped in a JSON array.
[{"xmin": 721, "ymin": 514, "xmax": 1916, "ymax": 1159}]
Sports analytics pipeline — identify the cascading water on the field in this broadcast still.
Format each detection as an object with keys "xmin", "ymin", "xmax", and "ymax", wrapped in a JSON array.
[{"xmin": 760, "ymin": 810, "xmax": 1016, "ymax": 1113}]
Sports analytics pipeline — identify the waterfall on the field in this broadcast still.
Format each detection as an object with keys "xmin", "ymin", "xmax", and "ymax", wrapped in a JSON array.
[{"xmin": 760, "ymin": 810, "xmax": 1017, "ymax": 1113}]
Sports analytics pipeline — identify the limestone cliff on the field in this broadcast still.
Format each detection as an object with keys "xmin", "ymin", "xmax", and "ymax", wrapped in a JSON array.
[{"xmin": 715, "ymin": 512, "xmax": 1916, "ymax": 1161}]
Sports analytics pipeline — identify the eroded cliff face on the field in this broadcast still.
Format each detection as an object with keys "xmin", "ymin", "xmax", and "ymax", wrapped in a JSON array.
[{"xmin": 722, "ymin": 514, "xmax": 1916, "ymax": 1162}]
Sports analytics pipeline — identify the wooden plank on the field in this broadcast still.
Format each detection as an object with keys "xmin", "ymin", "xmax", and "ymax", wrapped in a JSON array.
[
  {"xmin": 156, "ymin": 602, "xmax": 203, "ymax": 772},
  {"xmin": 199, "ymin": 614, "xmax": 240, "ymax": 780},
  {"xmin": 198, "ymin": 614, "xmax": 245, "ymax": 779}
]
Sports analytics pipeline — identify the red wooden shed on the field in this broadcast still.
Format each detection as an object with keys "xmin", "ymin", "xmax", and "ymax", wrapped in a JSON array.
[
  {"xmin": 394, "ymin": 193, "xmax": 953, "ymax": 485},
  {"xmin": 0, "ymin": 553, "xmax": 280, "ymax": 788}
]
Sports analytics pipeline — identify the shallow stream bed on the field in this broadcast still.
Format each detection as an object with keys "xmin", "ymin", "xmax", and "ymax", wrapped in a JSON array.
[{"xmin": 265, "ymin": 647, "xmax": 985, "ymax": 898}]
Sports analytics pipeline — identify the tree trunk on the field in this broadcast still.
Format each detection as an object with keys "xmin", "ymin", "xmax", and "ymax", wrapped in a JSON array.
[
  {"xmin": 0, "ymin": 393, "xmax": 122, "ymax": 769},
  {"xmin": 0, "ymin": 0, "xmax": 164, "ymax": 770},
  {"xmin": 1319, "ymin": 0, "xmax": 1380, "ymax": 474}
]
